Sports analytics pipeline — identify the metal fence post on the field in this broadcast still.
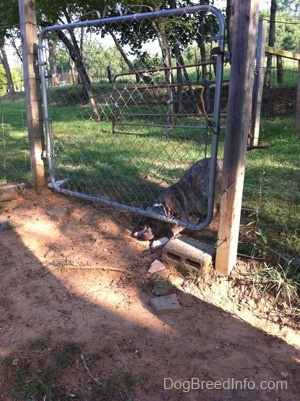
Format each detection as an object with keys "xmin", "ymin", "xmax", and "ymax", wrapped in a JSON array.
[{"xmin": 19, "ymin": 0, "xmax": 46, "ymax": 189}]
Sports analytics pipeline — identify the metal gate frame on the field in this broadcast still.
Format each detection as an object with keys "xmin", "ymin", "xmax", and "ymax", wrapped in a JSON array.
[{"xmin": 38, "ymin": 5, "xmax": 225, "ymax": 231}]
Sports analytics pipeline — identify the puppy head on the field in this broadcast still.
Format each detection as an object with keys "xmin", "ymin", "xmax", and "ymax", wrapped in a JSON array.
[
  {"xmin": 132, "ymin": 206, "xmax": 166, "ymax": 241},
  {"xmin": 133, "ymin": 217, "xmax": 164, "ymax": 241}
]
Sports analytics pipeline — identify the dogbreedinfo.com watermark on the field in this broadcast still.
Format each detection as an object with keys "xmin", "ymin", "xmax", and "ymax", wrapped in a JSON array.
[{"xmin": 164, "ymin": 378, "xmax": 288, "ymax": 393}]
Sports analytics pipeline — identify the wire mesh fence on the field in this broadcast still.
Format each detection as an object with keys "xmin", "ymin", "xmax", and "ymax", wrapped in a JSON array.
[
  {"xmin": 0, "ymin": 83, "xmax": 30, "ymax": 186},
  {"xmin": 0, "ymin": 7, "xmax": 299, "ymax": 258},
  {"xmin": 261, "ymin": 58, "xmax": 298, "ymax": 118},
  {"xmin": 38, "ymin": 5, "xmax": 226, "ymax": 229}
]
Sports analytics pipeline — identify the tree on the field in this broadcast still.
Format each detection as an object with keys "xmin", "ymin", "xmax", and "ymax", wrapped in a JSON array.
[
  {"xmin": 277, "ymin": 0, "xmax": 300, "ymax": 13},
  {"xmin": 0, "ymin": 0, "xmax": 222, "ymax": 114},
  {"xmin": 0, "ymin": 1, "xmax": 19, "ymax": 94},
  {"xmin": 0, "ymin": 63, "xmax": 7, "ymax": 95},
  {"xmin": 265, "ymin": 0, "xmax": 277, "ymax": 88},
  {"xmin": 226, "ymin": 0, "xmax": 234, "ymax": 52},
  {"xmin": 0, "ymin": 43, "xmax": 15, "ymax": 94}
]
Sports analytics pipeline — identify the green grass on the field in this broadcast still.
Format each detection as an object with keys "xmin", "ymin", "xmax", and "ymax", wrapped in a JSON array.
[
  {"xmin": 1, "ymin": 85, "xmax": 299, "ymax": 261},
  {"xmin": 0, "ymin": 341, "xmax": 81, "ymax": 401},
  {"xmin": 0, "ymin": 85, "xmax": 299, "ymax": 400},
  {"xmin": 49, "ymin": 104, "xmax": 214, "ymax": 207},
  {"xmin": 0, "ymin": 341, "xmax": 140, "ymax": 401},
  {"xmin": 223, "ymin": 60, "xmax": 298, "ymax": 87},
  {"xmin": 0, "ymin": 95, "xmax": 31, "ymax": 184},
  {"xmin": 251, "ymin": 259, "xmax": 300, "ymax": 308},
  {"xmin": 242, "ymin": 117, "xmax": 299, "ymax": 258}
]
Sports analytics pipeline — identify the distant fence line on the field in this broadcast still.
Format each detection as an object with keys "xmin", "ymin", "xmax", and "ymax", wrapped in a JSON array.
[
  {"xmin": 0, "ymin": 50, "xmax": 298, "ymax": 187},
  {"xmin": 0, "ymin": 7, "xmax": 299, "ymax": 268},
  {"xmin": 0, "ymin": 10, "xmax": 298, "ymax": 203}
]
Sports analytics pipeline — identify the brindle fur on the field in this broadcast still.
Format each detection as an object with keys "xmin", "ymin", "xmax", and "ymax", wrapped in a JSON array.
[{"xmin": 133, "ymin": 158, "xmax": 223, "ymax": 248}]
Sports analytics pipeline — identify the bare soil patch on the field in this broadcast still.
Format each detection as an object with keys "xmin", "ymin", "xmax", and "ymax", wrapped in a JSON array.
[{"xmin": 0, "ymin": 189, "xmax": 299, "ymax": 401}]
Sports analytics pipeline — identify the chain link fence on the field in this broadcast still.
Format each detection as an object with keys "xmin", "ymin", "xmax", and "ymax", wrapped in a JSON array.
[
  {"xmin": 0, "ymin": 81, "xmax": 30, "ymax": 186},
  {"xmin": 38, "ymin": 5, "xmax": 226, "ymax": 229},
  {"xmin": 0, "ymin": 8, "xmax": 298, "ymax": 257},
  {"xmin": 261, "ymin": 17, "xmax": 299, "ymax": 118}
]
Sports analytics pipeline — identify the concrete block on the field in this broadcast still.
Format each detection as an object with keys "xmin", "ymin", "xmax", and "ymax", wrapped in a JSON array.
[
  {"xmin": 0, "ymin": 184, "xmax": 25, "ymax": 202},
  {"xmin": 162, "ymin": 236, "xmax": 215, "ymax": 276},
  {"xmin": 150, "ymin": 294, "xmax": 182, "ymax": 312}
]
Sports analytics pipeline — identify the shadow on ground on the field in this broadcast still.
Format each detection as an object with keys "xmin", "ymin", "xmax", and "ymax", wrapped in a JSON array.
[{"xmin": 0, "ymin": 189, "xmax": 299, "ymax": 401}]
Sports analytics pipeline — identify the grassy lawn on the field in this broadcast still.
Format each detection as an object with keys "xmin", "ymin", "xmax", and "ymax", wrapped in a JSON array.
[
  {"xmin": 0, "ymin": 95, "xmax": 31, "ymax": 184},
  {"xmin": 0, "ymin": 87, "xmax": 299, "ymax": 401},
  {"xmin": 242, "ymin": 117, "xmax": 299, "ymax": 259},
  {"xmin": 0, "ymin": 87, "xmax": 299, "ymax": 260}
]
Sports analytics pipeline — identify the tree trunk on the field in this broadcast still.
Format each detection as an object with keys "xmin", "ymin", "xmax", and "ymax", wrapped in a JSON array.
[
  {"xmin": 265, "ymin": 0, "xmax": 277, "ymax": 88},
  {"xmin": 106, "ymin": 26, "xmax": 151, "ymax": 85},
  {"xmin": 56, "ymin": 29, "xmax": 100, "ymax": 121},
  {"xmin": 173, "ymin": 43, "xmax": 183, "ymax": 114},
  {"xmin": 276, "ymin": 55, "xmax": 283, "ymax": 85},
  {"xmin": 152, "ymin": 18, "xmax": 175, "ymax": 125},
  {"xmin": 0, "ymin": 45, "xmax": 15, "ymax": 94},
  {"xmin": 199, "ymin": 18, "xmax": 207, "ymax": 79},
  {"xmin": 59, "ymin": 8, "xmax": 100, "ymax": 120},
  {"xmin": 226, "ymin": 0, "xmax": 235, "ymax": 52},
  {"xmin": 48, "ymin": 38, "xmax": 57, "ymax": 86},
  {"xmin": 106, "ymin": 28, "xmax": 136, "ymax": 73}
]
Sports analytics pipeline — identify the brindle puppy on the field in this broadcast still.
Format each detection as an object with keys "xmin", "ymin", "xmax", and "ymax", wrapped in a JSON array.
[{"xmin": 133, "ymin": 158, "xmax": 223, "ymax": 249}]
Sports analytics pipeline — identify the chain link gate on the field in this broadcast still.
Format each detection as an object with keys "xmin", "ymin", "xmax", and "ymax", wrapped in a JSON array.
[{"xmin": 38, "ymin": 5, "xmax": 225, "ymax": 231}]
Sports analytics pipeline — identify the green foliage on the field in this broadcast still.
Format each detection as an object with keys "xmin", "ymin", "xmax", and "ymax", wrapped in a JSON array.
[
  {"xmin": 0, "ymin": 63, "xmax": 7, "ymax": 94},
  {"xmin": 277, "ymin": 0, "xmax": 300, "ymax": 14},
  {"xmin": 56, "ymin": 46, "xmax": 72, "ymax": 74},
  {"xmin": 251, "ymin": 259, "xmax": 300, "ymax": 307},
  {"xmin": 11, "ymin": 67, "xmax": 23, "ymax": 87},
  {"xmin": 83, "ymin": 39, "xmax": 128, "ymax": 81},
  {"xmin": 260, "ymin": 10, "xmax": 300, "ymax": 51},
  {"xmin": 274, "ymin": 13, "xmax": 300, "ymax": 51}
]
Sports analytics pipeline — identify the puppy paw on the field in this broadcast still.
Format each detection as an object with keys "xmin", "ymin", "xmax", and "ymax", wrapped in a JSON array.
[{"xmin": 151, "ymin": 237, "xmax": 170, "ymax": 250}]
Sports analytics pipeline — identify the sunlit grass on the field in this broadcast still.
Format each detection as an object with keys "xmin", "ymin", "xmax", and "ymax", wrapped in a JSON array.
[
  {"xmin": 0, "ymin": 87, "xmax": 299, "ymax": 259},
  {"xmin": 0, "ymin": 96, "xmax": 31, "ymax": 183},
  {"xmin": 243, "ymin": 117, "xmax": 299, "ymax": 257}
]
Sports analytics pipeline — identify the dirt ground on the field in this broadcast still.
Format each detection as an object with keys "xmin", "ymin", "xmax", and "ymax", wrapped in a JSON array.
[{"xmin": 0, "ymin": 188, "xmax": 299, "ymax": 401}]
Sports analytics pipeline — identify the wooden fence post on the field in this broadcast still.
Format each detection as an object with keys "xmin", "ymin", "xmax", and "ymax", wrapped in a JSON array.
[
  {"xmin": 249, "ymin": 19, "xmax": 267, "ymax": 148},
  {"xmin": 19, "ymin": 0, "xmax": 46, "ymax": 189},
  {"xmin": 215, "ymin": 0, "xmax": 260, "ymax": 276}
]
